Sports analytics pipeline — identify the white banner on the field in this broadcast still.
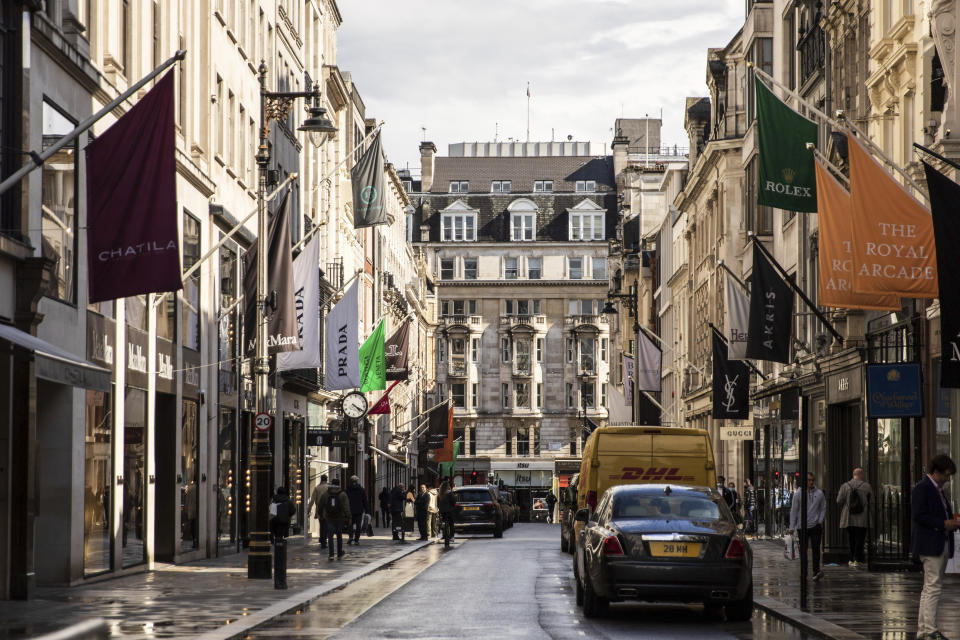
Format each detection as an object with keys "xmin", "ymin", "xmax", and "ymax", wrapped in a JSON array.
[
  {"xmin": 277, "ymin": 235, "xmax": 321, "ymax": 371},
  {"xmin": 725, "ymin": 273, "xmax": 750, "ymax": 360},
  {"xmin": 720, "ymin": 426, "xmax": 754, "ymax": 441},
  {"xmin": 635, "ymin": 330, "xmax": 661, "ymax": 392},
  {"xmin": 324, "ymin": 280, "xmax": 360, "ymax": 390}
]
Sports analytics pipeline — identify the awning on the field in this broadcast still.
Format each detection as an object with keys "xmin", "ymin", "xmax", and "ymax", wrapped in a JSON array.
[
  {"xmin": 369, "ymin": 445, "xmax": 408, "ymax": 467},
  {"xmin": 0, "ymin": 323, "xmax": 111, "ymax": 392}
]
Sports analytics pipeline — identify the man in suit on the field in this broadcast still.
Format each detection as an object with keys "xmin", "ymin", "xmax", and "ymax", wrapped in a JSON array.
[{"xmin": 912, "ymin": 454, "xmax": 959, "ymax": 640}]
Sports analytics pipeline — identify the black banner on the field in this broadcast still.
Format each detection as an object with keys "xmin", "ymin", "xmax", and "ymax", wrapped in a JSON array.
[
  {"xmin": 780, "ymin": 387, "xmax": 799, "ymax": 420},
  {"xmin": 352, "ymin": 132, "xmax": 387, "ymax": 228},
  {"xmin": 746, "ymin": 243, "xmax": 794, "ymax": 364},
  {"xmin": 385, "ymin": 320, "xmax": 410, "ymax": 380},
  {"xmin": 712, "ymin": 330, "xmax": 750, "ymax": 420},
  {"xmin": 923, "ymin": 162, "xmax": 960, "ymax": 387}
]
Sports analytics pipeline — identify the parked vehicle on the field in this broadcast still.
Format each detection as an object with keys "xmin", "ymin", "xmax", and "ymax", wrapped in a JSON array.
[
  {"xmin": 498, "ymin": 490, "xmax": 518, "ymax": 527},
  {"xmin": 560, "ymin": 473, "xmax": 579, "ymax": 553},
  {"xmin": 575, "ymin": 426, "xmax": 718, "ymax": 543},
  {"xmin": 574, "ymin": 484, "xmax": 752, "ymax": 620},
  {"xmin": 452, "ymin": 485, "xmax": 504, "ymax": 538}
]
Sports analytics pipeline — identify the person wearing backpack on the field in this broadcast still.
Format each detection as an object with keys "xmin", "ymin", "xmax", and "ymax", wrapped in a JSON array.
[
  {"xmin": 837, "ymin": 467, "xmax": 873, "ymax": 567},
  {"xmin": 268, "ymin": 486, "xmax": 297, "ymax": 589},
  {"xmin": 321, "ymin": 479, "xmax": 352, "ymax": 560}
]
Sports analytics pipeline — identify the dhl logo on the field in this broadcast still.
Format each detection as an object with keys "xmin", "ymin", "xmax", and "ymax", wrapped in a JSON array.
[{"xmin": 609, "ymin": 467, "xmax": 696, "ymax": 482}]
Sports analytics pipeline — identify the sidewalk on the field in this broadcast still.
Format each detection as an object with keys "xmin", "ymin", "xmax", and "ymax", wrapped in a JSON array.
[
  {"xmin": 751, "ymin": 538, "xmax": 960, "ymax": 639},
  {"xmin": 0, "ymin": 529, "xmax": 431, "ymax": 640}
]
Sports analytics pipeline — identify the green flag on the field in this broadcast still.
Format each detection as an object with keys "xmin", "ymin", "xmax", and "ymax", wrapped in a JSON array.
[
  {"xmin": 359, "ymin": 320, "xmax": 386, "ymax": 392},
  {"xmin": 439, "ymin": 439, "xmax": 460, "ymax": 478},
  {"xmin": 755, "ymin": 77, "xmax": 818, "ymax": 212}
]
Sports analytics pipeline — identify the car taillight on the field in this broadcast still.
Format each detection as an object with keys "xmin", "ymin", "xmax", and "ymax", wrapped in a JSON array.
[
  {"xmin": 725, "ymin": 538, "xmax": 745, "ymax": 559},
  {"xmin": 483, "ymin": 502, "xmax": 494, "ymax": 507},
  {"xmin": 587, "ymin": 491, "xmax": 597, "ymax": 509},
  {"xmin": 602, "ymin": 535, "xmax": 624, "ymax": 556}
]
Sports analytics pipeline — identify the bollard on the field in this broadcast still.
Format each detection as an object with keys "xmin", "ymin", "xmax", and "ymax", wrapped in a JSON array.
[{"xmin": 273, "ymin": 537, "xmax": 287, "ymax": 589}]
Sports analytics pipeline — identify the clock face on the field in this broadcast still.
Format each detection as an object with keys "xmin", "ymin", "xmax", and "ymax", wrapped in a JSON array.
[{"xmin": 342, "ymin": 392, "xmax": 368, "ymax": 418}]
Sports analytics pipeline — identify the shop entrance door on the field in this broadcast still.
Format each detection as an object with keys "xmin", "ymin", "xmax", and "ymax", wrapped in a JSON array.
[{"xmin": 825, "ymin": 403, "xmax": 860, "ymax": 559}]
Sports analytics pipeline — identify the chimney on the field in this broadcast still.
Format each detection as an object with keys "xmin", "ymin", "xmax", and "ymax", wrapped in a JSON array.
[
  {"xmin": 612, "ymin": 128, "xmax": 630, "ymax": 178},
  {"xmin": 420, "ymin": 141, "xmax": 437, "ymax": 192}
]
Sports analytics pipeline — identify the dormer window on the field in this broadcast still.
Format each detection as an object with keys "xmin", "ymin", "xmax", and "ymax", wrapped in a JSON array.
[
  {"xmin": 575, "ymin": 180, "xmax": 596, "ymax": 193},
  {"xmin": 534, "ymin": 180, "xmax": 554, "ymax": 193},
  {"xmin": 507, "ymin": 198, "xmax": 538, "ymax": 242},
  {"xmin": 449, "ymin": 180, "xmax": 469, "ymax": 193},
  {"xmin": 568, "ymin": 199, "xmax": 607, "ymax": 241},
  {"xmin": 491, "ymin": 180, "xmax": 512, "ymax": 193}
]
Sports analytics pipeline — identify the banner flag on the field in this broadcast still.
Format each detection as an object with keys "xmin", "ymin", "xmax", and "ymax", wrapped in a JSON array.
[
  {"xmin": 324, "ymin": 280, "xmax": 360, "ymax": 390},
  {"xmin": 755, "ymin": 77, "xmax": 818, "ymax": 212},
  {"xmin": 242, "ymin": 190, "xmax": 298, "ymax": 355},
  {"xmin": 434, "ymin": 408, "xmax": 456, "ymax": 461},
  {"xmin": 439, "ymin": 439, "xmax": 460, "ymax": 478},
  {"xmin": 746, "ymin": 243, "xmax": 794, "ymax": 364},
  {"xmin": 368, "ymin": 379, "xmax": 401, "ymax": 415},
  {"xmin": 712, "ymin": 329, "xmax": 750, "ymax": 420},
  {"xmin": 635, "ymin": 330, "xmax": 662, "ymax": 392},
  {"xmin": 359, "ymin": 319, "xmax": 386, "ymax": 392},
  {"xmin": 584, "ymin": 418, "xmax": 601, "ymax": 435},
  {"xmin": 86, "ymin": 71, "xmax": 182, "ymax": 302},
  {"xmin": 922, "ymin": 162, "xmax": 960, "ymax": 387},
  {"xmin": 351, "ymin": 131, "xmax": 387, "ymax": 228},
  {"xmin": 814, "ymin": 160, "xmax": 900, "ymax": 311},
  {"xmin": 385, "ymin": 320, "xmax": 411, "ymax": 380},
  {"xmin": 848, "ymin": 133, "xmax": 937, "ymax": 298},
  {"xmin": 724, "ymin": 273, "xmax": 751, "ymax": 360},
  {"xmin": 277, "ymin": 234, "xmax": 322, "ymax": 370},
  {"xmin": 427, "ymin": 401, "xmax": 449, "ymax": 437},
  {"xmin": 623, "ymin": 356, "xmax": 635, "ymax": 407}
]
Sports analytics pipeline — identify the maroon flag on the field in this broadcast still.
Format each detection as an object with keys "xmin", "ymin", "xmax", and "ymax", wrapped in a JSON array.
[
  {"xmin": 368, "ymin": 380, "xmax": 401, "ymax": 415},
  {"xmin": 385, "ymin": 320, "xmax": 411, "ymax": 380},
  {"xmin": 86, "ymin": 71, "xmax": 181, "ymax": 303}
]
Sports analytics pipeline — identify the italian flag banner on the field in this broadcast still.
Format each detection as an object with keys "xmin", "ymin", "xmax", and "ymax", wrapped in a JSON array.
[{"xmin": 359, "ymin": 320, "xmax": 386, "ymax": 392}]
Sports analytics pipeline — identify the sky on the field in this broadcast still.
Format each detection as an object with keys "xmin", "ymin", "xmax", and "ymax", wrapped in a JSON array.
[{"xmin": 337, "ymin": 0, "xmax": 744, "ymax": 173}]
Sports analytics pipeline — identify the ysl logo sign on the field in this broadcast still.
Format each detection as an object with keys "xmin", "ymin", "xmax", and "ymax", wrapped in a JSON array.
[{"xmin": 723, "ymin": 374, "xmax": 740, "ymax": 411}]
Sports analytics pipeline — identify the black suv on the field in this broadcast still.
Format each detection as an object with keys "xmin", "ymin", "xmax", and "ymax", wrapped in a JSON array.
[{"xmin": 452, "ymin": 485, "xmax": 504, "ymax": 538}]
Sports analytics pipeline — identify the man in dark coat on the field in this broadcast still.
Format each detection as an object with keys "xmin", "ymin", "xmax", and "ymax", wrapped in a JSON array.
[
  {"xmin": 379, "ymin": 486, "xmax": 391, "ymax": 529},
  {"xmin": 345, "ymin": 475, "xmax": 368, "ymax": 546},
  {"xmin": 321, "ymin": 479, "xmax": 352, "ymax": 560},
  {"xmin": 545, "ymin": 490, "xmax": 557, "ymax": 524},
  {"xmin": 389, "ymin": 482, "xmax": 406, "ymax": 541},
  {"xmin": 415, "ymin": 483, "xmax": 430, "ymax": 540},
  {"xmin": 269, "ymin": 486, "xmax": 297, "ymax": 589},
  {"xmin": 912, "ymin": 454, "xmax": 959, "ymax": 640}
]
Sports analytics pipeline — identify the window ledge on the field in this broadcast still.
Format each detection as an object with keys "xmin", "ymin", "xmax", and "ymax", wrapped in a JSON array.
[
  {"xmin": 214, "ymin": 10, "xmax": 226, "ymax": 26},
  {"xmin": 226, "ymin": 28, "xmax": 237, "ymax": 44},
  {"xmin": 225, "ymin": 165, "xmax": 237, "ymax": 179},
  {"xmin": 214, "ymin": 153, "xmax": 226, "ymax": 167}
]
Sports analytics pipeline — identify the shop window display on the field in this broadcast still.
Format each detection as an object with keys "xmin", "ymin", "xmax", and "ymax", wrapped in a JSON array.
[{"xmin": 84, "ymin": 390, "xmax": 112, "ymax": 575}]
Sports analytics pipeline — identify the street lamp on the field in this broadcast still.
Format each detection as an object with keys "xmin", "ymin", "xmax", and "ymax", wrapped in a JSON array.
[
  {"xmin": 603, "ymin": 283, "xmax": 641, "ymax": 424},
  {"xmin": 249, "ymin": 62, "xmax": 337, "ymax": 580}
]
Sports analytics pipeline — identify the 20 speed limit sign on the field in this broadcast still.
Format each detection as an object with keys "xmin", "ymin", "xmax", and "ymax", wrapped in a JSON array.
[{"xmin": 254, "ymin": 412, "xmax": 273, "ymax": 431}]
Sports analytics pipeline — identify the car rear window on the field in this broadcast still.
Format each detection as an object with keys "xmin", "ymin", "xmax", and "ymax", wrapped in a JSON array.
[
  {"xmin": 612, "ymin": 494, "xmax": 724, "ymax": 521},
  {"xmin": 456, "ymin": 489, "xmax": 490, "ymax": 503}
]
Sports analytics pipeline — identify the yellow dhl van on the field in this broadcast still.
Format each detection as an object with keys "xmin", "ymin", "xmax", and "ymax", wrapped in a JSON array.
[{"xmin": 574, "ymin": 426, "xmax": 717, "ymax": 540}]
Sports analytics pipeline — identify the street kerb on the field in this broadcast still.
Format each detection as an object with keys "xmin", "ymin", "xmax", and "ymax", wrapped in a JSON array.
[
  {"xmin": 753, "ymin": 595, "xmax": 867, "ymax": 640},
  {"xmin": 196, "ymin": 539, "xmax": 437, "ymax": 640}
]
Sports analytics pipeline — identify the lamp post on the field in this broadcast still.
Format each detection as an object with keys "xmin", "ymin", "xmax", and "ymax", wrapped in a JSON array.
[
  {"xmin": 602, "ymin": 282, "xmax": 640, "ymax": 424},
  {"xmin": 249, "ymin": 62, "xmax": 337, "ymax": 580}
]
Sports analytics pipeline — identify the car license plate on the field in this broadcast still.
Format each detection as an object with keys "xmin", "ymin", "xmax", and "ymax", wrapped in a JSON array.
[
  {"xmin": 649, "ymin": 542, "xmax": 701, "ymax": 557},
  {"xmin": 463, "ymin": 506, "xmax": 480, "ymax": 511}
]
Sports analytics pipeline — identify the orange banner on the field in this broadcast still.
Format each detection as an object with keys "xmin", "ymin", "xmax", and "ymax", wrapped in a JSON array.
[
  {"xmin": 433, "ymin": 407, "xmax": 455, "ymax": 463},
  {"xmin": 814, "ymin": 160, "xmax": 900, "ymax": 310},
  {"xmin": 848, "ymin": 133, "xmax": 937, "ymax": 298}
]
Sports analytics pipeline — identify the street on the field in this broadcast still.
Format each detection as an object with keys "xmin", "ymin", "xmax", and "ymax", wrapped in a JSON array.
[{"xmin": 245, "ymin": 524, "xmax": 813, "ymax": 639}]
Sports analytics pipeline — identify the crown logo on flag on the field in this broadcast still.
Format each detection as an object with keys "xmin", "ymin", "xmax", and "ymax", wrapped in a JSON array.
[
  {"xmin": 887, "ymin": 369, "xmax": 900, "ymax": 382},
  {"xmin": 782, "ymin": 167, "xmax": 796, "ymax": 184}
]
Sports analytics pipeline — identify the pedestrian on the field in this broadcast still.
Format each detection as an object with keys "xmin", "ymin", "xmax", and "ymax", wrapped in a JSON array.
[
  {"xmin": 788, "ymin": 472, "xmax": 827, "ymax": 581},
  {"xmin": 717, "ymin": 475, "xmax": 735, "ymax": 511},
  {"xmin": 912, "ymin": 454, "xmax": 959, "ymax": 640},
  {"xmin": 545, "ymin": 490, "xmax": 557, "ymax": 524},
  {"xmin": 743, "ymin": 479, "xmax": 756, "ymax": 534},
  {"xmin": 728, "ymin": 482, "xmax": 742, "ymax": 522},
  {"xmin": 837, "ymin": 467, "xmax": 872, "ymax": 567},
  {"xmin": 345, "ymin": 475, "xmax": 368, "ymax": 546},
  {"xmin": 379, "ymin": 486, "xmax": 391, "ymax": 529},
  {"xmin": 404, "ymin": 487, "xmax": 416, "ymax": 537},
  {"xmin": 306, "ymin": 474, "xmax": 329, "ymax": 550},
  {"xmin": 428, "ymin": 485, "xmax": 439, "ymax": 538},
  {"xmin": 268, "ymin": 486, "xmax": 296, "ymax": 589},
  {"xmin": 321, "ymin": 478, "xmax": 351, "ymax": 561},
  {"xmin": 390, "ymin": 482, "xmax": 405, "ymax": 541},
  {"xmin": 415, "ymin": 483, "xmax": 430, "ymax": 540},
  {"xmin": 439, "ymin": 480, "xmax": 457, "ymax": 541}
]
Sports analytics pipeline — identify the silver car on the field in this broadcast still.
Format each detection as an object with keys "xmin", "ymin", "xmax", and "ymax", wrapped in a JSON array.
[{"xmin": 574, "ymin": 484, "xmax": 753, "ymax": 620}]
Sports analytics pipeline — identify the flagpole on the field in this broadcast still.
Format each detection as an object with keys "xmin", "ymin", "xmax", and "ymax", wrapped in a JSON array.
[
  {"xmin": 0, "ymin": 50, "xmax": 187, "ymax": 197},
  {"xmin": 809, "ymin": 145, "xmax": 850, "ymax": 188},
  {"xmin": 913, "ymin": 142, "xmax": 960, "ymax": 172},
  {"xmin": 717, "ymin": 260, "xmax": 748, "ymax": 292},
  {"xmin": 748, "ymin": 233, "xmax": 844, "ymax": 345},
  {"xmin": 709, "ymin": 323, "xmax": 767, "ymax": 381}
]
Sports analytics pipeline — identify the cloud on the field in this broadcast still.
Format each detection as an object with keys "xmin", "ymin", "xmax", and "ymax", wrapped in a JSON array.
[{"xmin": 337, "ymin": 1, "xmax": 744, "ymax": 171}]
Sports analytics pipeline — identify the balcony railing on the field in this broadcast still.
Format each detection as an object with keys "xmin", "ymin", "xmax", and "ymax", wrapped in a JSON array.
[
  {"xmin": 564, "ymin": 315, "xmax": 607, "ymax": 328},
  {"xmin": 438, "ymin": 314, "xmax": 481, "ymax": 328},
  {"xmin": 798, "ymin": 24, "xmax": 825, "ymax": 87},
  {"xmin": 500, "ymin": 314, "xmax": 546, "ymax": 328}
]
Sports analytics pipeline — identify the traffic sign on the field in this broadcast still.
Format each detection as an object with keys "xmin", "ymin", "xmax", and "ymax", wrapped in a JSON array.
[{"xmin": 254, "ymin": 412, "xmax": 273, "ymax": 431}]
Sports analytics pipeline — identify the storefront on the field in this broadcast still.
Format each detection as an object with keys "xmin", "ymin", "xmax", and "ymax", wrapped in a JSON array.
[
  {"xmin": 123, "ymin": 315, "xmax": 149, "ymax": 570},
  {"xmin": 491, "ymin": 460, "xmax": 554, "ymax": 522}
]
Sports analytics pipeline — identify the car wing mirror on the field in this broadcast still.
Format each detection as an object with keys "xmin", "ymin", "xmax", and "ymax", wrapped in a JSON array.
[{"xmin": 575, "ymin": 508, "xmax": 589, "ymax": 523}]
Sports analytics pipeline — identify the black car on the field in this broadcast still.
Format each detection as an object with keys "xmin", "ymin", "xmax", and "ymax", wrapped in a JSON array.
[
  {"xmin": 452, "ymin": 485, "xmax": 504, "ymax": 538},
  {"xmin": 498, "ymin": 489, "xmax": 518, "ymax": 527},
  {"xmin": 574, "ymin": 484, "xmax": 752, "ymax": 620},
  {"xmin": 560, "ymin": 473, "xmax": 579, "ymax": 553}
]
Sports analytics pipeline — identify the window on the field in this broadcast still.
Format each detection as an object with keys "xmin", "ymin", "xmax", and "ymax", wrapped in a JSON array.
[
  {"xmin": 182, "ymin": 212, "xmax": 201, "ymax": 350},
  {"xmin": 569, "ymin": 258, "xmax": 583, "ymax": 279},
  {"xmin": 215, "ymin": 76, "xmax": 224, "ymax": 156},
  {"xmin": 566, "ymin": 383, "xmax": 575, "ymax": 409},
  {"xmin": 505, "ymin": 300, "xmax": 514, "ymax": 315},
  {"xmin": 506, "ymin": 428, "xmax": 512, "ymax": 456},
  {"xmin": 570, "ymin": 437, "xmax": 578, "ymax": 456},
  {"xmin": 581, "ymin": 381, "xmax": 596, "ymax": 409},
  {"xmin": 502, "ymin": 383, "xmax": 510, "ymax": 409},
  {"xmin": 41, "ymin": 101, "xmax": 78, "ymax": 303},
  {"xmin": 575, "ymin": 180, "xmax": 596, "ymax": 192},
  {"xmin": 517, "ymin": 300, "xmax": 529, "ymax": 316},
  {"xmin": 438, "ymin": 337, "xmax": 446, "ymax": 362},
  {"xmin": 437, "ymin": 383, "xmax": 444, "ymax": 402},
  {"xmin": 471, "ymin": 382, "xmax": 478, "ymax": 409},
  {"xmin": 84, "ymin": 389, "xmax": 112, "ymax": 575},
  {"xmin": 566, "ymin": 338, "xmax": 575, "ymax": 363},
  {"xmin": 122, "ymin": 0, "xmax": 132, "ymax": 74},
  {"xmin": 511, "ymin": 213, "xmax": 535, "ymax": 241},
  {"xmin": 442, "ymin": 213, "xmax": 477, "ymax": 241},
  {"xmin": 515, "ymin": 382, "xmax": 530, "ymax": 408},
  {"xmin": 440, "ymin": 258, "xmax": 455, "ymax": 280},
  {"xmin": 601, "ymin": 383, "xmax": 608, "ymax": 407},
  {"xmin": 580, "ymin": 299, "xmax": 595, "ymax": 315},
  {"xmin": 534, "ymin": 180, "xmax": 553, "ymax": 192},
  {"xmin": 469, "ymin": 427, "xmax": 477, "ymax": 455},
  {"xmin": 464, "ymin": 258, "xmax": 478, "ymax": 280},
  {"xmin": 505, "ymin": 257, "xmax": 518, "ymax": 279},
  {"xmin": 601, "ymin": 338, "xmax": 608, "ymax": 362},
  {"xmin": 452, "ymin": 383, "xmax": 466, "ymax": 408},
  {"xmin": 536, "ymin": 383, "xmax": 543, "ymax": 408},
  {"xmin": 449, "ymin": 180, "xmax": 469, "ymax": 193},
  {"xmin": 570, "ymin": 212, "xmax": 605, "ymax": 240},
  {"xmin": 491, "ymin": 180, "xmax": 512, "ymax": 193},
  {"xmin": 517, "ymin": 427, "xmax": 531, "ymax": 456},
  {"xmin": 471, "ymin": 337, "xmax": 480, "ymax": 362},
  {"xmin": 568, "ymin": 300, "xmax": 579, "ymax": 315},
  {"xmin": 516, "ymin": 339, "xmax": 532, "ymax": 374},
  {"xmin": 536, "ymin": 337, "xmax": 544, "ymax": 362},
  {"xmin": 451, "ymin": 337, "xmax": 466, "ymax": 356},
  {"xmin": 227, "ymin": 91, "xmax": 235, "ymax": 165},
  {"xmin": 580, "ymin": 337, "xmax": 596, "ymax": 373},
  {"xmin": 152, "ymin": 2, "xmax": 161, "ymax": 69},
  {"xmin": 501, "ymin": 337, "xmax": 511, "ymax": 363},
  {"xmin": 592, "ymin": 257, "xmax": 607, "ymax": 280},
  {"xmin": 528, "ymin": 257, "xmax": 542, "ymax": 279},
  {"xmin": 533, "ymin": 300, "xmax": 541, "ymax": 315}
]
